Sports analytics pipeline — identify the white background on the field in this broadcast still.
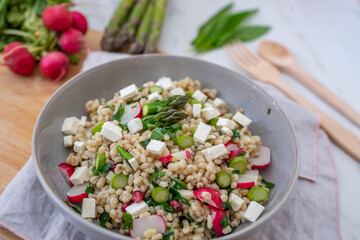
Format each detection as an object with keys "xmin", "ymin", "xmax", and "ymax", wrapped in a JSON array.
[{"xmin": 74, "ymin": 0, "xmax": 360, "ymax": 238}]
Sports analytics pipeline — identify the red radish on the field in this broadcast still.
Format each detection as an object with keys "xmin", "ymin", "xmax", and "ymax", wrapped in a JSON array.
[
  {"xmin": 193, "ymin": 188, "xmax": 223, "ymax": 209},
  {"xmin": 2, "ymin": 42, "xmax": 36, "ymax": 76},
  {"xmin": 121, "ymin": 201, "xmax": 134, "ymax": 212},
  {"xmin": 58, "ymin": 162, "xmax": 75, "ymax": 186},
  {"xmin": 227, "ymin": 149, "xmax": 246, "ymax": 161},
  {"xmin": 209, "ymin": 206, "xmax": 226, "ymax": 237},
  {"xmin": 119, "ymin": 102, "xmax": 142, "ymax": 125},
  {"xmin": 111, "ymin": 163, "xmax": 118, "ymax": 171},
  {"xmin": 237, "ymin": 170, "xmax": 259, "ymax": 189},
  {"xmin": 132, "ymin": 191, "xmax": 144, "ymax": 203},
  {"xmin": 71, "ymin": 11, "xmax": 88, "ymax": 34},
  {"xmin": 66, "ymin": 184, "xmax": 88, "ymax": 203},
  {"xmin": 159, "ymin": 151, "xmax": 191, "ymax": 163},
  {"xmin": 39, "ymin": 51, "xmax": 70, "ymax": 82},
  {"xmin": 225, "ymin": 141, "xmax": 239, "ymax": 151},
  {"xmin": 248, "ymin": 146, "xmax": 271, "ymax": 169},
  {"xmin": 59, "ymin": 29, "xmax": 84, "ymax": 54},
  {"xmin": 170, "ymin": 200, "xmax": 182, "ymax": 211},
  {"xmin": 42, "ymin": 5, "xmax": 72, "ymax": 31},
  {"xmin": 129, "ymin": 215, "xmax": 167, "ymax": 238}
]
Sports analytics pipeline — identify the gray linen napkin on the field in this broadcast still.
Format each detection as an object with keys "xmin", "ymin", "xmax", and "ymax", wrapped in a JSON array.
[{"xmin": 0, "ymin": 52, "xmax": 342, "ymax": 240}]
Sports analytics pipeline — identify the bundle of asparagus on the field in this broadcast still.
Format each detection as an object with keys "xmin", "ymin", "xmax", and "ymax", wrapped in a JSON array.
[{"xmin": 101, "ymin": 0, "xmax": 167, "ymax": 54}]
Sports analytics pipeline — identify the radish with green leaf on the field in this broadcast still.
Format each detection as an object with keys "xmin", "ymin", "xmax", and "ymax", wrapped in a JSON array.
[{"xmin": 2, "ymin": 42, "xmax": 36, "ymax": 76}]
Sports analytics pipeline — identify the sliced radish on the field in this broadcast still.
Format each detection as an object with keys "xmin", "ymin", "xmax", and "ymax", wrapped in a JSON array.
[
  {"xmin": 159, "ymin": 151, "xmax": 191, "ymax": 163},
  {"xmin": 248, "ymin": 146, "xmax": 271, "ymax": 169},
  {"xmin": 129, "ymin": 214, "xmax": 167, "ymax": 239},
  {"xmin": 193, "ymin": 188, "xmax": 223, "ymax": 209},
  {"xmin": 209, "ymin": 205, "xmax": 226, "ymax": 237},
  {"xmin": 66, "ymin": 183, "xmax": 88, "ymax": 203},
  {"xmin": 227, "ymin": 149, "xmax": 246, "ymax": 161},
  {"xmin": 225, "ymin": 141, "xmax": 239, "ymax": 151},
  {"xmin": 120, "ymin": 102, "xmax": 142, "ymax": 125},
  {"xmin": 237, "ymin": 170, "xmax": 259, "ymax": 189},
  {"xmin": 58, "ymin": 162, "xmax": 75, "ymax": 186}
]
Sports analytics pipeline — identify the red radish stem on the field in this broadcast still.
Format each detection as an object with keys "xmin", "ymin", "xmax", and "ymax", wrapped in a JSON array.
[
  {"xmin": 42, "ymin": 5, "xmax": 72, "ymax": 31},
  {"xmin": 71, "ymin": 11, "xmax": 88, "ymax": 34},
  {"xmin": 39, "ymin": 51, "xmax": 70, "ymax": 84},
  {"xmin": 1, "ymin": 42, "xmax": 36, "ymax": 76}
]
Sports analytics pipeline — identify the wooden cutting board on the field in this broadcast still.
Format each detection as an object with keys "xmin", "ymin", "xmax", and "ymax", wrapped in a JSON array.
[{"xmin": 0, "ymin": 29, "xmax": 103, "ymax": 195}]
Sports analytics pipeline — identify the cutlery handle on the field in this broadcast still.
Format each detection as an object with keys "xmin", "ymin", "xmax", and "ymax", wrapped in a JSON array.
[
  {"xmin": 286, "ymin": 64, "xmax": 360, "ymax": 127},
  {"xmin": 275, "ymin": 82, "xmax": 360, "ymax": 162}
]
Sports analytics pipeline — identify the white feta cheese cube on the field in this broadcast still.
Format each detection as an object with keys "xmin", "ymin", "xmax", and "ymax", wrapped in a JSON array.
[
  {"xmin": 243, "ymin": 201, "xmax": 265, "ymax": 222},
  {"xmin": 201, "ymin": 144, "xmax": 228, "ymax": 161},
  {"xmin": 216, "ymin": 118, "xmax": 236, "ymax": 129},
  {"xmin": 221, "ymin": 127, "xmax": 233, "ymax": 137},
  {"xmin": 100, "ymin": 122, "xmax": 123, "ymax": 142},
  {"xmin": 120, "ymin": 84, "xmax": 138, "ymax": 100},
  {"xmin": 193, "ymin": 122, "xmax": 211, "ymax": 143},
  {"xmin": 81, "ymin": 198, "xmax": 96, "ymax": 218},
  {"xmin": 192, "ymin": 90, "xmax": 207, "ymax": 102},
  {"xmin": 170, "ymin": 87, "xmax": 185, "ymax": 96},
  {"xmin": 106, "ymin": 171, "xmax": 115, "ymax": 181},
  {"xmin": 73, "ymin": 141, "xmax": 85, "ymax": 153},
  {"xmin": 63, "ymin": 135, "xmax": 73, "ymax": 147},
  {"xmin": 155, "ymin": 77, "xmax": 174, "ymax": 90},
  {"xmin": 178, "ymin": 190, "xmax": 195, "ymax": 200},
  {"xmin": 123, "ymin": 160, "xmax": 133, "ymax": 172},
  {"xmin": 128, "ymin": 157, "xmax": 139, "ymax": 171},
  {"xmin": 69, "ymin": 167, "xmax": 88, "ymax": 185},
  {"xmin": 213, "ymin": 98, "xmax": 226, "ymax": 108},
  {"xmin": 146, "ymin": 140, "xmax": 166, "ymax": 155},
  {"xmin": 229, "ymin": 193, "xmax": 244, "ymax": 211},
  {"xmin": 201, "ymin": 107, "xmax": 220, "ymax": 121},
  {"xmin": 61, "ymin": 117, "xmax": 80, "ymax": 135},
  {"xmin": 125, "ymin": 201, "xmax": 149, "ymax": 217},
  {"xmin": 233, "ymin": 111, "xmax": 252, "ymax": 127},
  {"xmin": 204, "ymin": 103, "xmax": 213, "ymax": 108},
  {"xmin": 192, "ymin": 104, "xmax": 202, "ymax": 118},
  {"xmin": 79, "ymin": 116, "xmax": 87, "ymax": 127},
  {"xmin": 148, "ymin": 92, "xmax": 162, "ymax": 101},
  {"xmin": 127, "ymin": 118, "xmax": 143, "ymax": 134}
]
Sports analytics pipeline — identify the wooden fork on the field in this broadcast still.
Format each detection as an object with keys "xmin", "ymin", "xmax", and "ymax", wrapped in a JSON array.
[{"xmin": 225, "ymin": 41, "xmax": 360, "ymax": 162}]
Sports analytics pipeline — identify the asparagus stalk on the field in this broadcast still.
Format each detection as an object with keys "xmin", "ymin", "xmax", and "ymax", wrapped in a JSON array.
[
  {"xmin": 142, "ymin": 95, "xmax": 190, "ymax": 116},
  {"xmin": 144, "ymin": 0, "xmax": 167, "ymax": 53},
  {"xmin": 113, "ymin": 0, "xmax": 150, "ymax": 50},
  {"xmin": 142, "ymin": 109, "xmax": 188, "ymax": 129},
  {"xmin": 129, "ymin": 0, "xmax": 155, "ymax": 54},
  {"xmin": 101, "ymin": 0, "xmax": 136, "ymax": 51}
]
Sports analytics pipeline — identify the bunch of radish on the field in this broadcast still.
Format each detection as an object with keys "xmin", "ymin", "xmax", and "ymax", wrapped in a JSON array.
[{"xmin": 1, "ymin": 4, "xmax": 88, "ymax": 83}]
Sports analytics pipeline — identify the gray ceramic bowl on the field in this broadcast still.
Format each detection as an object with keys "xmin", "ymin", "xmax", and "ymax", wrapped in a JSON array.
[{"xmin": 33, "ymin": 55, "xmax": 299, "ymax": 240}]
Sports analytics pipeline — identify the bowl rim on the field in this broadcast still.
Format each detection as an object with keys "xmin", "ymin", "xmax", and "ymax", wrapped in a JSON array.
[{"xmin": 32, "ymin": 54, "xmax": 299, "ymax": 239}]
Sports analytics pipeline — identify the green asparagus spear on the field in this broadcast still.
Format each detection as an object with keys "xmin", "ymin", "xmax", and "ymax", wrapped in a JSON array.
[
  {"xmin": 142, "ymin": 109, "xmax": 188, "ymax": 129},
  {"xmin": 144, "ymin": 0, "xmax": 167, "ymax": 53},
  {"xmin": 129, "ymin": 0, "xmax": 155, "ymax": 54},
  {"xmin": 101, "ymin": 0, "xmax": 136, "ymax": 51},
  {"xmin": 142, "ymin": 95, "xmax": 190, "ymax": 116},
  {"xmin": 113, "ymin": 0, "xmax": 150, "ymax": 50}
]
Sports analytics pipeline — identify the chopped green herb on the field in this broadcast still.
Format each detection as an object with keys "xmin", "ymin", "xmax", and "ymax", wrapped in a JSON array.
[
  {"xmin": 126, "ymin": 100, "xmax": 138, "ymax": 105},
  {"xmin": 261, "ymin": 177, "xmax": 275, "ymax": 189},
  {"xmin": 231, "ymin": 129, "xmax": 240, "ymax": 141},
  {"xmin": 123, "ymin": 212, "xmax": 133, "ymax": 230},
  {"xmin": 172, "ymin": 178, "xmax": 187, "ymax": 190},
  {"xmin": 221, "ymin": 201, "xmax": 233, "ymax": 210},
  {"xmin": 189, "ymin": 98, "xmax": 204, "ymax": 107},
  {"xmin": 91, "ymin": 121, "xmax": 105, "ymax": 135},
  {"xmin": 116, "ymin": 146, "xmax": 133, "ymax": 160},
  {"xmin": 162, "ymin": 225, "xmax": 174, "ymax": 240},
  {"xmin": 195, "ymin": 222, "xmax": 202, "ymax": 226},
  {"xmin": 267, "ymin": 108, "xmax": 271, "ymax": 114},
  {"xmin": 210, "ymin": 117, "xmax": 219, "ymax": 126},
  {"xmin": 185, "ymin": 91, "xmax": 194, "ymax": 96},
  {"xmin": 85, "ymin": 182, "xmax": 95, "ymax": 195},
  {"xmin": 105, "ymin": 105, "xmax": 115, "ymax": 111},
  {"xmin": 112, "ymin": 104, "xmax": 125, "ymax": 122},
  {"xmin": 179, "ymin": 216, "xmax": 186, "ymax": 228},
  {"xmin": 151, "ymin": 128, "xmax": 165, "ymax": 141},
  {"xmin": 220, "ymin": 215, "xmax": 229, "ymax": 228},
  {"xmin": 140, "ymin": 139, "xmax": 151, "ymax": 148},
  {"xmin": 187, "ymin": 214, "xmax": 194, "ymax": 222},
  {"xmin": 71, "ymin": 206, "xmax": 81, "ymax": 214},
  {"xmin": 138, "ymin": 88, "xmax": 143, "ymax": 92},
  {"xmin": 99, "ymin": 163, "xmax": 112, "ymax": 175},
  {"xmin": 118, "ymin": 123, "xmax": 129, "ymax": 131},
  {"xmin": 170, "ymin": 187, "xmax": 190, "ymax": 206},
  {"xmin": 232, "ymin": 170, "xmax": 241, "ymax": 174},
  {"xmin": 225, "ymin": 187, "xmax": 233, "ymax": 194},
  {"xmin": 150, "ymin": 168, "xmax": 166, "ymax": 187},
  {"xmin": 98, "ymin": 212, "xmax": 111, "ymax": 227}
]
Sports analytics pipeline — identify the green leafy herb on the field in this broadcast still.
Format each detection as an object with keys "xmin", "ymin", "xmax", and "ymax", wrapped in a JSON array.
[
  {"xmin": 172, "ymin": 178, "xmax": 187, "ymax": 190},
  {"xmin": 99, "ymin": 212, "xmax": 111, "ymax": 227},
  {"xmin": 195, "ymin": 222, "xmax": 202, "ymax": 226},
  {"xmin": 91, "ymin": 121, "xmax": 105, "ymax": 135},
  {"xmin": 232, "ymin": 170, "xmax": 241, "ymax": 174},
  {"xmin": 118, "ymin": 123, "xmax": 129, "ymax": 131},
  {"xmin": 66, "ymin": 53, "xmax": 80, "ymax": 64},
  {"xmin": 225, "ymin": 187, "xmax": 233, "ymax": 194},
  {"xmin": 112, "ymin": 104, "xmax": 125, "ymax": 122},
  {"xmin": 220, "ymin": 215, "xmax": 229, "ymax": 228},
  {"xmin": 99, "ymin": 163, "xmax": 112, "ymax": 175},
  {"xmin": 116, "ymin": 146, "xmax": 133, "ymax": 160},
  {"xmin": 151, "ymin": 128, "xmax": 165, "ymax": 141},
  {"xmin": 138, "ymin": 88, "xmax": 143, "ymax": 92},
  {"xmin": 187, "ymin": 214, "xmax": 194, "ymax": 222},
  {"xmin": 221, "ymin": 201, "xmax": 233, "ymax": 210},
  {"xmin": 71, "ymin": 206, "xmax": 81, "ymax": 214},
  {"xmin": 126, "ymin": 100, "xmax": 138, "ymax": 105},
  {"xmin": 170, "ymin": 187, "xmax": 190, "ymax": 206},
  {"xmin": 145, "ymin": 198, "xmax": 177, "ymax": 213},
  {"xmin": 262, "ymin": 177, "xmax": 276, "ymax": 189},
  {"xmin": 140, "ymin": 139, "xmax": 151, "ymax": 148},
  {"xmin": 179, "ymin": 216, "xmax": 186, "ymax": 228},
  {"xmin": 92, "ymin": 166, "xmax": 99, "ymax": 176},
  {"xmin": 162, "ymin": 225, "xmax": 174, "ymax": 240},
  {"xmin": 85, "ymin": 182, "xmax": 95, "ymax": 195},
  {"xmin": 231, "ymin": 129, "xmax": 240, "ymax": 141},
  {"xmin": 123, "ymin": 212, "xmax": 133, "ymax": 230},
  {"xmin": 105, "ymin": 105, "xmax": 115, "ymax": 111},
  {"xmin": 150, "ymin": 168, "xmax": 166, "ymax": 187},
  {"xmin": 189, "ymin": 98, "xmax": 204, "ymax": 107},
  {"xmin": 229, "ymin": 25, "xmax": 270, "ymax": 42}
]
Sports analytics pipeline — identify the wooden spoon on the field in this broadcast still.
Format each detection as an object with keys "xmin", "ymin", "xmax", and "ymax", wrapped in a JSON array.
[{"xmin": 258, "ymin": 40, "xmax": 360, "ymax": 127}]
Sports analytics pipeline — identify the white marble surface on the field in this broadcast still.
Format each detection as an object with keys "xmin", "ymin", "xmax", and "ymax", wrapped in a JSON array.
[{"xmin": 75, "ymin": 0, "xmax": 360, "ymax": 238}]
